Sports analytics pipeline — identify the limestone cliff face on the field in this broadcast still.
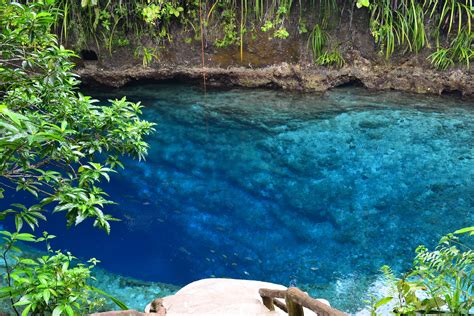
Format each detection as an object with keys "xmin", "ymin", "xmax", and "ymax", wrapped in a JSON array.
[{"xmin": 75, "ymin": 8, "xmax": 473, "ymax": 96}]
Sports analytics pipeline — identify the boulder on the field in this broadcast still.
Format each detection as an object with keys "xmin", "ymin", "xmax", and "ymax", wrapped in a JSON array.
[{"xmin": 145, "ymin": 278, "xmax": 330, "ymax": 315}]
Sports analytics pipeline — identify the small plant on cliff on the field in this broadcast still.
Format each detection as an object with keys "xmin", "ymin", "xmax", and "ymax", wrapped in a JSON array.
[
  {"xmin": 316, "ymin": 49, "xmax": 345, "ymax": 68},
  {"xmin": 371, "ymin": 227, "xmax": 474, "ymax": 315},
  {"xmin": 360, "ymin": 0, "xmax": 472, "ymax": 66},
  {"xmin": 141, "ymin": 0, "xmax": 184, "ymax": 40},
  {"xmin": 0, "ymin": 1, "xmax": 154, "ymax": 314},
  {"xmin": 259, "ymin": 3, "xmax": 292, "ymax": 40},
  {"xmin": 429, "ymin": 28, "xmax": 473, "ymax": 70},
  {"xmin": 428, "ymin": 48, "xmax": 455, "ymax": 70},
  {"xmin": 274, "ymin": 27, "xmax": 290, "ymax": 39},
  {"xmin": 307, "ymin": 24, "xmax": 343, "ymax": 68},
  {"xmin": 135, "ymin": 45, "xmax": 159, "ymax": 66},
  {"xmin": 308, "ymin": 24, "xmax": 328, "ymax": 60},
  {"xmin": 214, "ymin": 9, "xmax": 239, "ymax": 48}
]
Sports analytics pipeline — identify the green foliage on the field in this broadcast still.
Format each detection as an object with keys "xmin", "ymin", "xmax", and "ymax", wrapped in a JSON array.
[
  {"xmin": 214, "ymin": 9, "xmax": 239, "ymax": 48},
  {"xmin": 298, "ymin": 18, "xmax": 309, "ymax": 34},
  {"xmin": 429, "ymin": 28, "xmax": 473, "ymax": 70},
  {"xmin": 0, "ymin": 2, "xmax": 154, "ymax": 314},
  {"xmin": 372, "ymin": 229, "xmax": 474, "ymax": 315},
  {"xmin": 428, "ymin": 48, "xmax": 456, "ymax": 70},
  {"xmin": 403, "ymin": 1, "xmax": 427, "ymax": 54},
  {"xmin": 0, "ymin": 232, "xmax": 109, "ymax": 316},
  {"xmin": 274, "ymin": 27, "xmax": 289, "ymax": 39},
  {"xmin": 43, "ymin": 0, "xmax": 473, "ymax": 68},
  {"xmin": 134, "ymin": 46, "xmax": 159, "ymax": 66},
  {"xmin": 0, "ymin": 2, "xmax": 154, "ymax": 232},
  {"xmin": 362, "ymin": 0, "xmax": 472, "ymax": 67},
  {"xmin": 53, "ymin": 0, "xmax": 185, "ymax": 54},
  {"xmin": 357, "ymin": 0, "xmax": 370, "ymax": 8},
  {"xmin": 308, "ymin": 24, "xmax": 328, "ymax": 59},
  {"xmin": 316, "ymin": 0, "xmax": 338, "ymax": 28},
  {"xmin": 141, "ymin": 0, "xmax": 184, "ymax": 40},
  {"xmin": 424, "ymin": 0, "xmax": 472, "ymax": 37},
  {"xmin": 142, "ymin": 1, "xmax": 184, "ymax": 24},
  {"xmin": 261, "ymin": 20, "xmax": 274, "ymax": 32},
  {"xmin": 256, "ymin": 0, "xmax": 293, "ymax": 40},
  {"xmin": 316, "ymin": 50, "xmax": 345, "ymax": 67},
  {"xmin": 115, "ymin": 37, "xmax": 131, "ymax": 47},
  {"xmin": 307, "ymin": 24, "xmax": 343, "ymax": 68},
  {"xmin": 364, "ymin": 295, "xmax": 393, "ymax": 316},
  {"xmin": 368, "ymin": 0, "xmax": 428, "ymax": 59}
]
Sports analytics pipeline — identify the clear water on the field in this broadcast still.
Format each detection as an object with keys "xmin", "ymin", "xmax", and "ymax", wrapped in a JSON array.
[{"xmin": 6, "ymin": 84, "xmax": 474, "ymax": 312}]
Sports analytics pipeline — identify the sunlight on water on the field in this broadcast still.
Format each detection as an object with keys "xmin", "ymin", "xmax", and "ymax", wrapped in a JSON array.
[{"xmin": 18, "ymin": 84, "xmax": 474, "ymax": 312}]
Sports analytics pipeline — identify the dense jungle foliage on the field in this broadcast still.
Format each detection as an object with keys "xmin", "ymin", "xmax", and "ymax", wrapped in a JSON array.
[{"xmin": 50, "ymin": 0, "xmax": 472, "ymax": 68}]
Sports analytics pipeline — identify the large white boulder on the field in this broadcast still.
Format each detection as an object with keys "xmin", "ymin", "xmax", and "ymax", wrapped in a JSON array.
[{"xmin": 146, "ymin": 278, "xmax": 330, "ymax": 315}]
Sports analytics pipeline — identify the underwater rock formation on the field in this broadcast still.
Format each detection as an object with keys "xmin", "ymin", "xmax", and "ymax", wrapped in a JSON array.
[{"xmin": 41, "ymin": 85, "xmax": 474, "ymax": 313}]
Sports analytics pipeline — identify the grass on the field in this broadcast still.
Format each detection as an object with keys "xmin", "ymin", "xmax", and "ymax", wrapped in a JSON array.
[
  {"xmin": 369, "ymin": 0, "xmax": 471, "ymax": 57},
  {"xmin": 45, "ymin": 0, "xmax": 472, "ymax": 70},
  {"xmin": 308, "ymin": 24, "xmax": 327, "ymax": 60}
]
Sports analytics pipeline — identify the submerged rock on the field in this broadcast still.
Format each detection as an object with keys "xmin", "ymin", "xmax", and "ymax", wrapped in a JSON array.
[{"xmin": 40, "ymin": 86, "xmax": 474, "ymax": 313}]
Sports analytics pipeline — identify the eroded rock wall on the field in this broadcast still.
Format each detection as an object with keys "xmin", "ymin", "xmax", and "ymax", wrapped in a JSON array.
[{"xmin": 75, "ymin": 8, "xmax": 473, "ymax": 96}]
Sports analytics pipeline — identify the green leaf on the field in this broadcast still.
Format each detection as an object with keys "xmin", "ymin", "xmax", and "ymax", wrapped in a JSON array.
[
  {"xmin": 52, "ymin": 305, "xmax": 64, "ymax": 316},
  {"xmin": 64, "ymin": 305, "xmax": 74, "ymax": 316},
  {"xmin": 0, "ymin": 231, "xmax": 12, "ymax": 237},
  {"xmin": 15, "ymin": 216, "xmax": 23, "ymax": 232},
  {"xmin": 15, "ymin": 233, "xmax": 36, "ymax": 242},
  {"xmin": 91, "ymin": 286, "xmax": 129, "ymax": 310},
  {"xmin": 356, "ymin": 0, "xmax": 370, "ymax": 8},
  {"xmin": 43, "ymin": 289, "xmax": 51, "ymax": 305},
  {"xmin": 375, "ymin": 296, "xmax": 393, "ymax": 309},
  {"xmin": 13, "ymin": 298, "xmax": 31, "ymax": 306},
  {"xmin": 454, "ymin": 227, "xmax": 474, "ymax": 235},
  {"xmin": 21, "ymin": 304, "xmax": 32, "ymax": 316},
  {"xmin": 19, "ymin": 258, "xmax": 38, "ymax": 265},
  {"xmin": 0, "ymin": 121, "xmax": 19, "ymax": 132},
  {"xmin": 1, "ymin": 107, "xmax": 29, "ymax": 125},
  {"xmin": 0, "ymin": 209, "xmax": 15, "ymax": 220},
  {"xmin": 62, "ymin": 261, "xmax": 69, "ymax": 272},
  {"xmin": 0, "ymin": 287, "xmax": 21, "ymax": 299}
]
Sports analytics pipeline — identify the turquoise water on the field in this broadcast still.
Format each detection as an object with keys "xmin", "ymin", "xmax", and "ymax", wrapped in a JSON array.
[{"xmin": 12, "ymin": 84, "xmax": 474, "ymax": 312}]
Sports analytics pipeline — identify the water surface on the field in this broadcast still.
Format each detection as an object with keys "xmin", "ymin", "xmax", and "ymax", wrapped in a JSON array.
[{"xmin": 20, "ymin": 85, "xmax": 474, "ymax": 311}]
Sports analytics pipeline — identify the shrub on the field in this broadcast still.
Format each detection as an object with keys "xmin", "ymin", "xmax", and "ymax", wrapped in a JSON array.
[
  {"xmin": 370, "ymin": 227, "xmax": 474, "ymax": 315},
  {"xmin": 316, "ymin": 50, "xmax": 345, "ymax": 68},
  {"xmin": 0, "ymin": 232, "xmax": 117, "ymax": 316}
]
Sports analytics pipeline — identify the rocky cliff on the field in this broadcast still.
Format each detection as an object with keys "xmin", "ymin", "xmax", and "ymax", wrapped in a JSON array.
[{"xmin": 75, "ymin": 8, "xmax": 473, "ymax": 96}]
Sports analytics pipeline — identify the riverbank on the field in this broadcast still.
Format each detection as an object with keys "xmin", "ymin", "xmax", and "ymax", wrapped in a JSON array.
[
  {"xmin": 77, "ymin": 58, "xmax": 474, "ymax": 96},
  {"xmin": 73, "ymin": 5, "xmax": 473, "ymax": 97}
]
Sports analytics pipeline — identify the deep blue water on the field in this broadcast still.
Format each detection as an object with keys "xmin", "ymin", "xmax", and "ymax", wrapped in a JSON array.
[{"xmin": 5, "ymin": 84, "xmax": 474, "ymax": 311}]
